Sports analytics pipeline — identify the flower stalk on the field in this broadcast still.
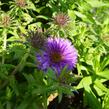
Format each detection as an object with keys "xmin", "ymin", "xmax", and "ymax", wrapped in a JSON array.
[{"xmin": 2, "ymin": 29, "xmax": 7, "ymax": 64}]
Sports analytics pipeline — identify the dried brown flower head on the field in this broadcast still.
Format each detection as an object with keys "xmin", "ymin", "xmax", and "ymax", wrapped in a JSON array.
[
  {"xmin": 53, "ymin": 12, "xmax": 70, "ymax": 27},
  {"xmin": 28, "ymin": 31, "xmax": 46, "ymax": 49},
  {"xmin": 1, "ymin": 15, "xmax": 11, "ymax": 27},
  {"xmin": 16, "ymin": 0, "xmax": 26, "ymax": 7}
]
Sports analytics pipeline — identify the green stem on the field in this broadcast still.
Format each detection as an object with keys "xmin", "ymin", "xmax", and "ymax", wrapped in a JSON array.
[
  {"xmin": 43, "ymin": 93, "xmax": 47, "ymax": 109},
  {"xmin": 6, "ymin": 101, "xmax": 11, "ymax": 109},
  {"xmin": 2, "ymin": 29, "xmax": 7, "ymax": 64}
]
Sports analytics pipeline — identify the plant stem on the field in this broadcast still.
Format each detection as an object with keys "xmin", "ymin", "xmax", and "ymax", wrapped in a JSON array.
[
  {"xmin": 6, "ymin": 101, "xmax": 11, "ymax": 109},
  {"xmin": 2, "ymin": 29, "xmax": 7, "ymax": 64},
  {"xmin": 43, "ymin": 93, "xmax": 47, "ymax": 109}
]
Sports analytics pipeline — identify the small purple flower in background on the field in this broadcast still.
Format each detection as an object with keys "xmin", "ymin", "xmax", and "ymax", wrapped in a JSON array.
[{"xmin": 36, "ymin": 37, "xmax": 78, "ymax": 75}]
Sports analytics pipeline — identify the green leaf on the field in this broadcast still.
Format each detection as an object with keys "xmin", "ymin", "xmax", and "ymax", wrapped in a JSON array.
[
  {"xmin": 103, "ymin": 91, "xmax": 109, "ymax": 109},
  {"xmin": 46, "ymin": 68, "xmax": 56, "ymax": 80},
  {"xmin": 9, "ymin": 75, "xmax": 19, "ymax": 96},
  {"xmin": 25, "ymin": 62, "xmax": 36, "ymax": 67},
  {"xmin": 36, "ymin": 15, "xmax": 49, "ymax": 20},
  {"xmin": 9, "ymin": 43, "xmax": 26, "ymax": 60},
  {"xmin": 16, "ymin": 100, "xmax": 28, "ymax": 109},
  {"xmin": 59, "ymin": 65, "xmax": 69, "ymax": 80},
  {"xmin": 101, "ymin": 55, "xmax": 109, "ymax": 70},
  {"xmin": 94, "ymin": 80, "xmax": 108, "ymax": 96},
  {"xmin": 68, "ymin": 10, "xmax": 76, "ymax": 20},
  {"xmin": 74, "ymin": 11, "xmax": 87, "ymax": 19},
  {"xmin": 58, "ymin": 93, "xmax": 63, "ymax": 103},
  {"xmin": 86, "ymin": 0, "xmax": 109, "ymax": 7},
  {"xmin": 92, "ymin": 54, "xmax": 100, "ymax": 74},
  {"xmin": 93, "ymin": 85, "xmax": 104, "ymax": 96},
  {"xmin": 6, "ymin": 87, "xmax": 13, "ymax": 101},
  {"xmin": 27, "ymin": 1, "xmax": 37, "ymax": 11},
  {"xmin": 23, "ymin": 73, "xmax": 35, "ymax": 84},
  {"xmin": 94, "ymin": 80, "xmax": 108, "ymax": 92},
  {"xmin": 83, "ymin": 84, "xmax": 102, "ymax": 109},
  {"xmin": 77, "ymin": 76, "xmax": 92, "ymax": 89},
  {"xmin": 0, "ymin": 102, "xmax": 4, "ymax": 109},
  {"xmin": 97, "ymin": 70, "xmax": 109, "ymax": 80},
  {"xmin": 77, "ymin": 75, "xmax": 107, "ymax": 90}
]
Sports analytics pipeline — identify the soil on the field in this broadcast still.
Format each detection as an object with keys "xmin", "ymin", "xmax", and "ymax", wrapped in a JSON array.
[{"xmin": 48, "ymin": 89, "xmax": 89, "ymax": 109}]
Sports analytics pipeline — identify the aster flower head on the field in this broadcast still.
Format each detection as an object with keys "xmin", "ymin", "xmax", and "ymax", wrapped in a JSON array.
[
  {"xmin": 15, "ymin": 0, "xmax": 26, "ymax": 8},
  {"xmin": 1, "ymin": 14, "xmax": 11, "ymax": 27},
  {"xmin": 36, "ymin": 37, "xmax": 78, "ymax": 75},
  {"xmin": 53, "ymin": 12, "xmax": 70, "ymax": 27},
  {"xmin": 28, "ymin": 30, "xmax": 46, "ymax": 49},
  {"xmin": 0, "ymin": 12, "xmax": 17, "ymax": 29}
]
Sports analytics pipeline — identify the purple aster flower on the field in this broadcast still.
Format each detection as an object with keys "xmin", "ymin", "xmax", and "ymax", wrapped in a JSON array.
[{"xmin": 36, "ymin": 37, "xmax": 78, "ymax": 75}]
